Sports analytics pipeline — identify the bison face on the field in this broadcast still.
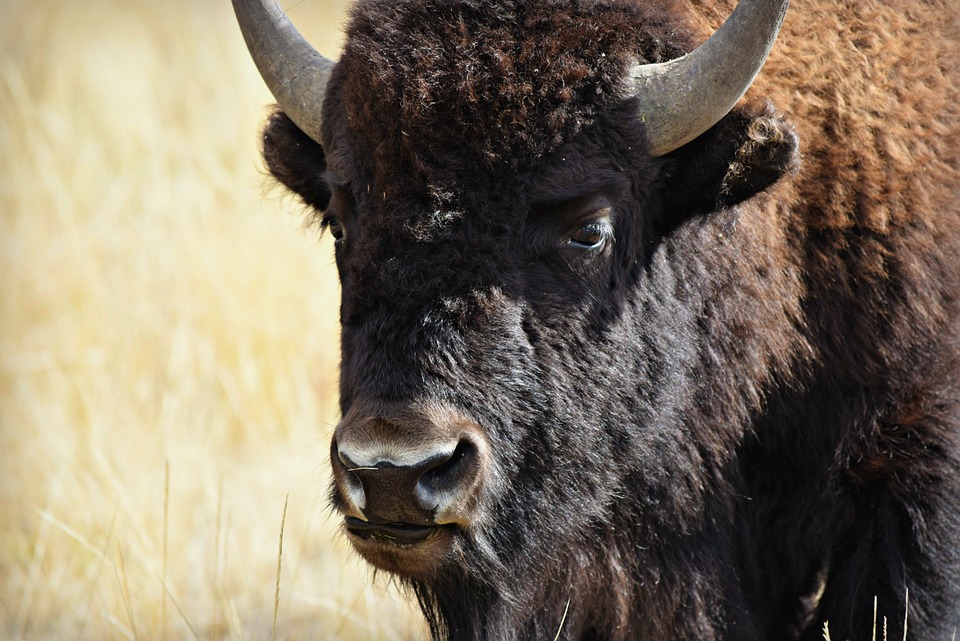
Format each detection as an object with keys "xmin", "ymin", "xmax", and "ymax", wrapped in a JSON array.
[
  {"xmin": 321, "ymin": 106, "xmax": 656, "ymax": 580},
  {"xmin": 264, "ymin": 89, "xmax": 797, "ymax": 585}
]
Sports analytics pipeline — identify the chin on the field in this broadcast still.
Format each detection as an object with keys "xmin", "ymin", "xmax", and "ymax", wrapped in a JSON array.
[{"xmin": 344, "ymin": 519, "xmax": 458, "ymax": 578}]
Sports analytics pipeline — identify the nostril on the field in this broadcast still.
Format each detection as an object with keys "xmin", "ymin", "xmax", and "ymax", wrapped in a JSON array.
[
  {"xmin": 332, "ymin": 443, "xmax": 368, "ymax": 511},
  {"xmin": 418, "ymin": 440, "xmax": 478, "ymax": 497}
]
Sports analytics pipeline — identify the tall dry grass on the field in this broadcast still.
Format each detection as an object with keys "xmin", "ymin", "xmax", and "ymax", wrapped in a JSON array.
[{"xmin": 0, "ymin": 0, "xmax": 425, "ymax": 638}]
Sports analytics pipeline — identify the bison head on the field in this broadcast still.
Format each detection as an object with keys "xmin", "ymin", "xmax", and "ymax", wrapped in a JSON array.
[{"xmin": 236, "ymin": 0, "xmax": 801, "ymax": 637}]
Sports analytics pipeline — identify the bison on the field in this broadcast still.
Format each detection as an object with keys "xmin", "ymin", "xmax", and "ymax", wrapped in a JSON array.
[{"xmin": 232, "ymin": 0, "xmax": 960, "ymax": 638}]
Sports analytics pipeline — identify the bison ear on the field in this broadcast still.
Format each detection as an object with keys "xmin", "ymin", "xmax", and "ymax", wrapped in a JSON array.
[
  {"xmin": 662, "ymin": 100, "xmax": 798, "ymax": 217},
  {"xmin": 262, "ymin": 110, "xmax": 331, "ymax": 212}
]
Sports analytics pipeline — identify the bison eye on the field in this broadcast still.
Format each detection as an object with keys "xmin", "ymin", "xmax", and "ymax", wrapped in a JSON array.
[
  {"xmin": 322, "ymin": 215, "xmax": 345, "ymax": 244},
  {"xmin": 566, "ymin": 221, "xmax": 610, "ymax": 250}
]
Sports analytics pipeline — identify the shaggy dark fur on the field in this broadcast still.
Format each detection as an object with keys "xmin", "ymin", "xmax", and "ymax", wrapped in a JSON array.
[{"xmin": 258, "ymin": 0, "xmax": 960, "ymax": 638}]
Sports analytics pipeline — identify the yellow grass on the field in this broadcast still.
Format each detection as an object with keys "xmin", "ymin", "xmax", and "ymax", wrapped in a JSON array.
[{"xmin": 0, "ymin": 0, "xmax": 425, "ymax": 638}]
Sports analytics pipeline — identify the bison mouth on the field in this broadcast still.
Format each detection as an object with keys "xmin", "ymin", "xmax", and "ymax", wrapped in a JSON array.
[
  {"xmin": 344, "ymin": 516, "xmax": 441, "ymax": 545},
  {"xmin": 343, "ymin": 517, "xmax": 457, "ymax": 577}
]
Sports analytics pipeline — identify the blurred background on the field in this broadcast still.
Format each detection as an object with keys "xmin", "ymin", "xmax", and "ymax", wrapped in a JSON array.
[{"xmin": 0, "ymin": 0, "xmax": 425, "ymax": 638}]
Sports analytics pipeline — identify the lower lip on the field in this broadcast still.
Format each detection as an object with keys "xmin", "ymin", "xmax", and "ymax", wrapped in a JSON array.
[{"xmin": 344, "ymin": 516, "xmax": 439, "ymax": 545}]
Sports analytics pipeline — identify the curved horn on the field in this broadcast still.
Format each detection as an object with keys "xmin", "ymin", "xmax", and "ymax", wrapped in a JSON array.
[
  {"xmin": 232, "ymin": 0, "xmax": 334, "ymax": 144},
  {"xmin": 631, "ymin": 0, "xmax": 789, "ymax": 157}
]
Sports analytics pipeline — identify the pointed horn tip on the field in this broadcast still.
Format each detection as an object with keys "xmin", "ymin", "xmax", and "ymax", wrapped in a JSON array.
[{"xmin": 633, "ymin": 0, "xmax": 790, "ymax": 157}]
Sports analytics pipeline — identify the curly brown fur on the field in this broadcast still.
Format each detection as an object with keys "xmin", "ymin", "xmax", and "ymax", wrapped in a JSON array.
[{"xmin": 330, "ymin": 0, "xmax": 691, "ymax": 174}]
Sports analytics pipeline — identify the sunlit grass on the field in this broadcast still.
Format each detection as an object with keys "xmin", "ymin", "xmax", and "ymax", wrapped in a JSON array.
[{"xmin": 0, "ymin": 0, "xmax": 425, "ymax": 638}]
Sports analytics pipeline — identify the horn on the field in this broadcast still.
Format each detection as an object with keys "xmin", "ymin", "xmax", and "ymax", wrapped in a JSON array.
[
  {"xmin": 231, "ymin": 0, "xmax": 334, "ymax": 144},
  {"xmin": 631, "ymin": 0, "xmax": 789, "ymax": 157}
]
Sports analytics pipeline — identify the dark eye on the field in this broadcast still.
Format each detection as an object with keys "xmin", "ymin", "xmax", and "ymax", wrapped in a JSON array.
[
  {"xmin": 322, "ymin": 182, "xmax": 353, "ymax": 245},
  {"xmin": 323, "ymin": 216, "xmax": 345, "ymax": 243},
  {"xmin": 566, "ymin": 221, "xmax": 609, "ymax": 249}
]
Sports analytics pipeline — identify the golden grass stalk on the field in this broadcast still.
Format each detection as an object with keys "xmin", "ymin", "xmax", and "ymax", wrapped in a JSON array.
[
  {"xmin": 873, "ymin": 596, "xmax": 878, "ymax": 641},
  {"xmin": 902, "ymin": 588, "xmax": 909, "ymax": 641},
  {"xmin": 552, "ymin": 599, "xmax": 571, "ymax": 641},
  {"xmin": 273, "ymin": 494, "xmax": 289, "ymax": 641},
  {"xmin": 162, "ymin": 460, "xmax": 169, "ymax": 641},
  {"xmin": 157, "ymin": 571, "xmax": 201, "ymax": 641},
  {"xmin": 114, "ymin": 543, "xmax": 139, "ymax": 640}
]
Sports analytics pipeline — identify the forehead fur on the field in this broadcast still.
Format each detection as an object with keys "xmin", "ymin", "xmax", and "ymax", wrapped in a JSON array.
[{"xmin": 329, "ymin": 0, "xmax": 693, "ymax": 178}]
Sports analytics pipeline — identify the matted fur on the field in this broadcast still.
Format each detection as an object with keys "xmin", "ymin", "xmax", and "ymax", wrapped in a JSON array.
[{"xmin": 257, "ymin": 0, "xmax": 960, "ymax": 639}]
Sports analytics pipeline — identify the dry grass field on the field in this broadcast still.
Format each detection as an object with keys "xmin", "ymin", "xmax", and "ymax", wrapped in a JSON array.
[{"xmin": 0, "ymin": 0, "xmax": 425, "ymax": 638}]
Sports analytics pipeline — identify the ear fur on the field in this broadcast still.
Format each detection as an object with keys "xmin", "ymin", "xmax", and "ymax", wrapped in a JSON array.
[
  {"xmin": 663, "ymin": 100, "xmax": 799, "ymax": 217},
  {"xmin": 262, "ymin": 110, "xmax": 331, "ymax": 212}
]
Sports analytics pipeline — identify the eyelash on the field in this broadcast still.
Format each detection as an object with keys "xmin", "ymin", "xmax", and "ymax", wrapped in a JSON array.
[
  {"xmin": 566, "ymin": 222, "xmax": 610, "ymax": 249},
  {"xmin": 322, "ymin": 215, "xmax": 345, "ymax": 243},
  {"xmin": 323, "ymin": 184, "xmax": 353, "ymax": 245}
]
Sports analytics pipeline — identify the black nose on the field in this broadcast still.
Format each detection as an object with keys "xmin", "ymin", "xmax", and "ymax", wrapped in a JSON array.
[
  {"xmin": 331, "ymin": 405, "xmax": 488, "ymax": 530},
  {"xmin": 337, "ymin": 439, "xmax": 480, "ymax": 525}
]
